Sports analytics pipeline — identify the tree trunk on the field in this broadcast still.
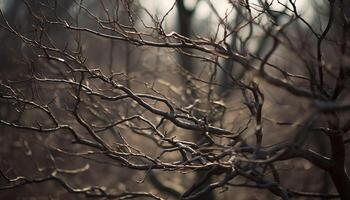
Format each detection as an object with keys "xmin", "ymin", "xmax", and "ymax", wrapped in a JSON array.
[{"xmin": 329, "ymin": 167, "xmax": 350, "ymax": 200}]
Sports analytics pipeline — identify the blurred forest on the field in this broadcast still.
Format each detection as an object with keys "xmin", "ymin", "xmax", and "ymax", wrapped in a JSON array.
[{"xmin": 0, "ymin": 0, "xmax": 350, "ymax": 199}]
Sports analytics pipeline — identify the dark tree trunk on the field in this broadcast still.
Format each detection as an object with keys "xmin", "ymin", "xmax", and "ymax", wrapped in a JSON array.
[{"xmin": 177, "ymin": 1, "xmax": 214, "ymax": 199}]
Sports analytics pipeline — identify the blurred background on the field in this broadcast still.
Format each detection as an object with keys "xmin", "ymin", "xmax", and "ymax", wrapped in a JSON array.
[{"xmin": 0, "ymin": 0, "xmax": 348, "ymax": 199}]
